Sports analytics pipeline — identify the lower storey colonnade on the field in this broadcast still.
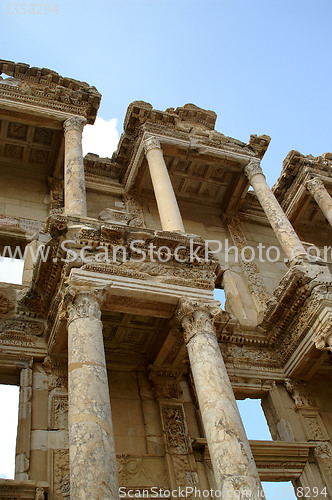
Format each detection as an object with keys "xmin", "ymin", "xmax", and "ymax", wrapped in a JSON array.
[{"xmin": 65, "ymin": 285, "xmax": 263, "ymax": 500}]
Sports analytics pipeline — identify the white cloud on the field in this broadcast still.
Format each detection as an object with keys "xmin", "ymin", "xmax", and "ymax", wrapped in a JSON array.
[
  {"xmin": 0, "ymin": 257, "xmax": 24, "ymax": 284},
  {"xmin": 0, "ymin": 385, "xmax": 19, "ymax": 479},
  {"xmin": 82, "ymin": 117, "xmax": 119, "ymax": 158}
]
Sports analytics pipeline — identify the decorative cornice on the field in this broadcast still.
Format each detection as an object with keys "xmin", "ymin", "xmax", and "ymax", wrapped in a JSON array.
[
  {"xmin": 175, "ymin": 298, "xmax": 221, "ymax": 344},
  {"xmin": 244, "ymin": 160, "xmax": 264, "ymax": 181},
  {"xmin": 143, "ymin": 136, "xmax": 161, "ymax": 154},
  {"xmin": 0, "ymin": 59, "xmax": 101, "ymax": 124},
  {"xmin": 63, "ymin": 116, "xmax": 87, "ymax": 134}
]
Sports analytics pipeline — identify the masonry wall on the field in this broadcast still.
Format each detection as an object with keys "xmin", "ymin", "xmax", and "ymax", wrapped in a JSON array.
[{"xmin": 0, "ymin": 165, "xmax": 49, "ymax": 223}]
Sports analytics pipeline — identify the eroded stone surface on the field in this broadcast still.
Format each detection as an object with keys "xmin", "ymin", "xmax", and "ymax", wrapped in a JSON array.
[{"xmin": 66, "ymin": 286, "xmax": 118, "ymax": 500}]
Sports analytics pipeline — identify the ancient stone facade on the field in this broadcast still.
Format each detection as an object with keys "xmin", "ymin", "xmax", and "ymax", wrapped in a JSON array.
[{"xmin": 0, "ymin": 59, "xmax": 332, "ymax": 499}]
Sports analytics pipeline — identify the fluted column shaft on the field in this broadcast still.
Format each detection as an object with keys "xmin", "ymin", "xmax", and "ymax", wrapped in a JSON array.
[
  {"xmin": 65, "ymin": 285, "xmax": 119, "ymax": 500},
  {"xmin": 63, "ymin": 117, "xmax": 87, "ymax": 217},
  {"xmin": 245, "ymin": 161, "xmax": 307, "ymax": 263},
  {"xmin": 305, "ymin": 177, "xmax": 332, "ymax": 226},
  {"xmin": 143, "ymin": 136, "xmax": 185, "ymax": 232},
  {"xmin": 177, "ymin": 299, "xmax": 263, "ymax": 500}
]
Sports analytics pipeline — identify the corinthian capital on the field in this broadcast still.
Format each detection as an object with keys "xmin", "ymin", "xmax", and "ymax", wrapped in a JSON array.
[
  {"xmin": 63, "ymin": 116, "xmax": 87, "ymax": 134},
  {"xmin": 244, "ymin": 160, "xmax": 264, "ymax": 181},
  {"xmin": 175, "ymin": 298, "xmax": 221, "ymax": 344},
  {"xmin": 305, "ymin": 177, "xmax": 325, "ymax": 196},
  {"xmin": 313, "ymin": 315, "xmax": 332, "ymax": 352},
  {"xmin": 64, "ymin": 283, "xmax": 110, "ymax": 324},
  {"xmin": 143, "ymin": 136, "xmax": 161, "ymax": 154}
]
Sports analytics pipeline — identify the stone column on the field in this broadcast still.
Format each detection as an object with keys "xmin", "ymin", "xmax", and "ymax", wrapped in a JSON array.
[
  {"xmin": 63, "ymin": 117, "xmax": 87, "ymax": 217},
  {"xmin": 143, "ymin": 136, "xmax": 185, "ymax": 232},
  {"xmin": 65, "ymin": 284, "xmax": 119, "ymax": 500},
  {"xmin": 305, "ymin": 177, "xmax": 332, "ymax": 226},
  {"xmin": 177, "ymin": 299, "xmax": 263, "ymax": 499},
  {"xmin": 245, "ymin": 161, "xmax": 307, "ymax": 263}
]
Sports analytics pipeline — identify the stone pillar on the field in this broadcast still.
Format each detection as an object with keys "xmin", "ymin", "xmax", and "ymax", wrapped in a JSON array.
[
  {"xmin": 143, "ymin": 136, "xmax": 185, "ymax": 232},
  {"xmin": 65, "ymin": 284, "xmax": 119, "ymax": 500},
  {"xmin": 305, "ymin": 177, "xmax": 332, "ymax": 226},
  {"xmin": 63, "ymin": 117, "xmax": 87, "ymax": 217},
  {"xmin": 177, "ymin": 299, "xmax": 263, "ymax": 499},
  {"xmin": 245, "ymin": 161, "xmax": 307, "ymax": 263},
  {"xmin": 15, "ymin": 364, "xmax": 33, "ymax": 480}
]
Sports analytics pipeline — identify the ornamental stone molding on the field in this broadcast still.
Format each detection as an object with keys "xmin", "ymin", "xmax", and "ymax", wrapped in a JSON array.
[{"xmin": 284, "ymin": 378, "xmax": 317, "ymax": 409}]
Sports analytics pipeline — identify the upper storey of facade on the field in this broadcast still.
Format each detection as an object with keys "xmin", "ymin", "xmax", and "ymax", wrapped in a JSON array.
[{"xmin": 1, "ymin": 59, "xmax": 332, "ymax": 380}]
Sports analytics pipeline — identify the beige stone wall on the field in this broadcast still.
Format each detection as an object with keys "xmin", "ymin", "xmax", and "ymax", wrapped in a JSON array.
[
  {"xmin": 108, "ymin": 370, "xmax": 147, "ymax": 455},
  {"xmin": 0, "ymin": 165, "xmax": 49, "ymax": 222},
  {"xmin": 86, "ymin": 190, "xmax": 124, "ymax": 220}
]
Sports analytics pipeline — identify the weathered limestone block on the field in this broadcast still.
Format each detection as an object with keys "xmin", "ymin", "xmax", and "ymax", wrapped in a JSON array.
[{"xmin": 137, "ymin": 372, "xmax": 165, "ymax": 455}]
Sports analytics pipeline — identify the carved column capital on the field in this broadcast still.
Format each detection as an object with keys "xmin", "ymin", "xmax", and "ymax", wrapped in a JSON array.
[
  {"xmin": 244, "ymin": 160, "xmax": 264, "ymax": 181},
  {"xmin": 305, "ymin": 177, "xmax": 325, "ymax": 196},
  {"xmin": 63, "ymin": 116, "xmax": 87, "ymax": 134},
  {"xmin": 313, "ymin": 315, "xmax": 332, "ymax": 352},
  {"xmin": 64, "ymin": 283, "xmax": 110, "ymax": 324},
  {"xmin": 143, "ymin": 136, "xmax": 161, "ymax": 154},
  {"xmin": 176, "ymin": 298, "xmax": 221, "ymax": 344}
]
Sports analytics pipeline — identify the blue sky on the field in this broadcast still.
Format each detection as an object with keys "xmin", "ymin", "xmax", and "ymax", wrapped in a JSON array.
[
  {"xmin": 1, "ymin": 1, "xmax": 331, "ymax": 497},
  {"xmin": 2, "ymin": 0, "xmax": 332, "ymax": 186}
]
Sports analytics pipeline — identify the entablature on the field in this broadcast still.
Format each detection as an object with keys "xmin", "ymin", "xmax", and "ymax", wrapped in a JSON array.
[
  {"xmin": 273, "ymin": 150, "xmax": 332, "ymax": 226},
  {"xmin": 0, "ymin": 59, "xmax": 101, "ymax": 124}
]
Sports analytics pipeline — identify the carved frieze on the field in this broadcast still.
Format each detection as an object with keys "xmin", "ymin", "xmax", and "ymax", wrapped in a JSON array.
[
  {"xmin": 160, "ymin": 403, "xmax": 199, "ymax": 490},
  {"xmin": 160, "ymin": 404, "xmax": 191, "ymax": 454},
  {"xmin": 149, "ymin": 367, "xmax": 182, "ymax": 399},
  {"xmin": 0, "ymin": 291, "xmax": 14, "ymax": 315},
  {"xmin": 53, "ymin": 449, "xmax": 70, "ymax": 500},
  {"xmin": 117, "ymin": 456, "xmax": 168, "ymax": 487},
  {"xmin": 284, "ymin": 379, "xmax": 317, "ymax": 409},
  {"xmin": 49, "ymin": 391, "xmax": 68, "ymax": 430},
  {"xmin": 43, "ymin": 357, "xmax": 67, "ymax": 390}
]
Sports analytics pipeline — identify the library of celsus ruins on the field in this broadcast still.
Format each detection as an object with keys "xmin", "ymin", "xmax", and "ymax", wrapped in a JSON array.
[{"xmin": 0, "ymin": 59, "xmax": 331, "ymax": 500}]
